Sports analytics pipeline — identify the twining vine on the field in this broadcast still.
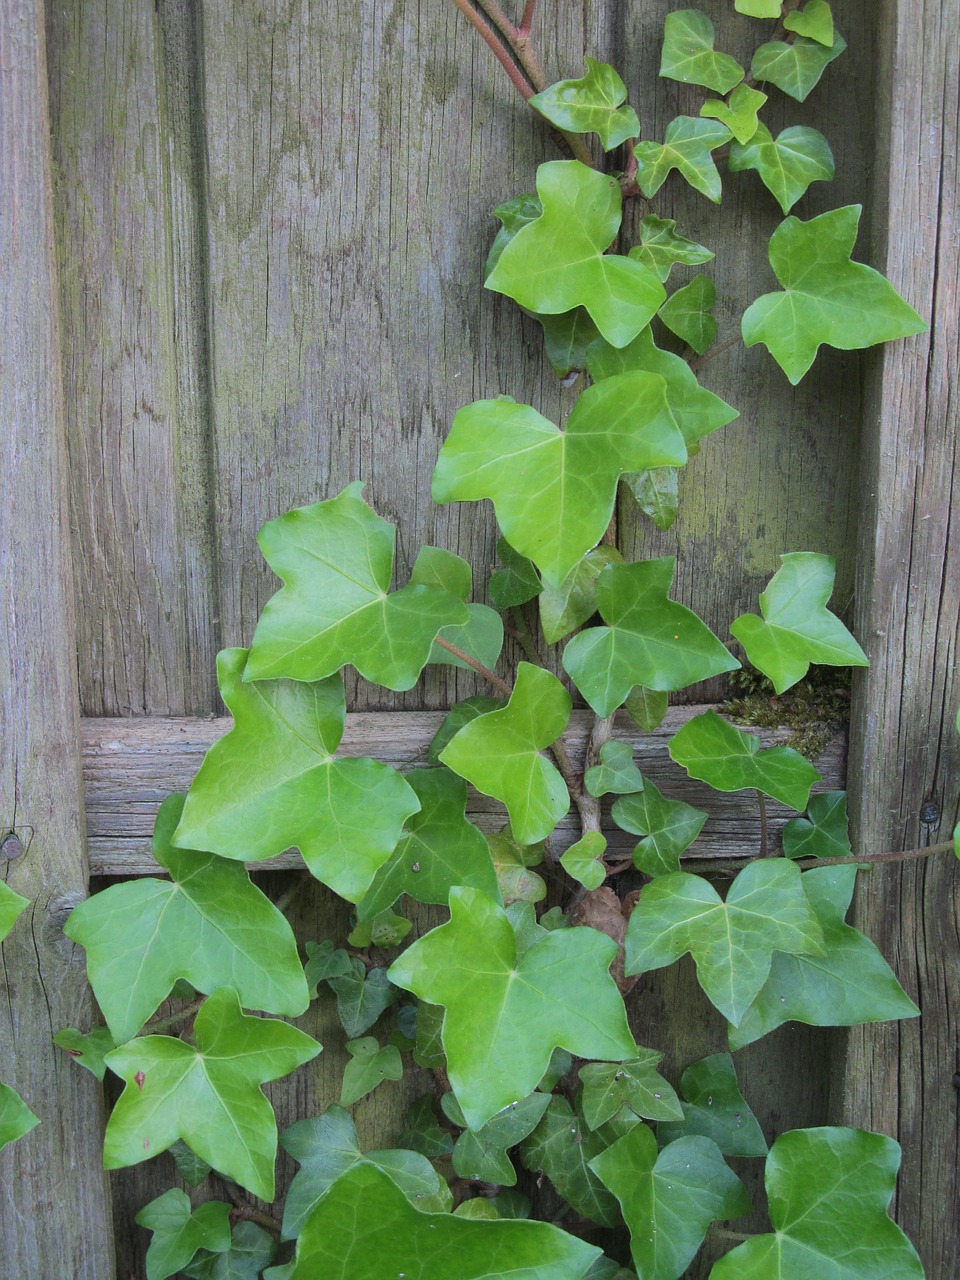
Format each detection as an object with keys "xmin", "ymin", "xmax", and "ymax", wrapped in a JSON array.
[{"xmin": 2, "ymin": 2, "xmax": 956, "ymax": 1277}]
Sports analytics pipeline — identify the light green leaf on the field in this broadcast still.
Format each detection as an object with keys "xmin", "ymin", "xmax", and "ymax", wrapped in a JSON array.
[
  {"xmin": 183, "ymin": 1221, "xmax": 276, "ymax": 1279},
  {"xmin": 340, "ymin": 1037, "xmax": 403, "ymax": 1107},
  {"xmin": 669, "ymin": 710, "xmax": 821, "ymax": 810},
  {"xmin": 612, "ymin": 778, "xmax": 708, "ymax": 876},
  {"xmin": 531, "ymin": 58, "xmax": 640, "ymax": 151},
  {"xmin": 66, "ymin": 795, "xmax": 309, "ymax": 1043},
  {"xmin": 660, "ymin": 10, "xmax": 744, "ymax": 94},
  {"xmin": 135, "ymin": 1189, "xmax": 231, "ymax": 1280},
  {"xmin": 782, "ymin": 789, "xmax": 852, "ymax": 859},
  {"xmin": 701, "ymin": 84, "xmax": 767, "ymax": 145},
  {"xmin": 328, "ymin": 961, "xmax": 398, "ymax": 1038},
  {"xmin": 585, "ymin": 742, "xmax": 645, "ymax": 798},
  {"xmin": 444, "ymin": 1090, "xmax": 552, "ymax": 1186},
  {"xmin": 454, "ymin": 1198, "xmax": 500, "ymax": 1220},
  {"xmin": 736, "ymin": 0, "xmax": 781, "ymax": 16},
  {"xmin": 0, "ymin": 1082, "xmax": 39, "ymax": 1152},
  {"xmin": 625, "ymin": 860, "xmax": 825, "ymax": 1024},
  {"xmin": 388, "ymin": 887, "xmax": 634, "ymax": 1129},
  {"xmin": 729, "ymin": 866, "xmax": 920, "ymax": 1050},
  {"xmin": 0, "ymin": 880, "xmax": 28, "ymax": 940},
  {"xmin": 485, "ymin": 160, "xmax": 666, "ymax": 348},
  {"xmin": 625, "ymin": 686, "xmax": 670, "ymax": 731},
  {"xmin": 563, "ymin": 560, "xmax": 739, "ymax": 716},
  {"xmin": 578, "ymin": 1047, "xmax": 683, "ymax": 1128},
  {"xmin": 632, "ymin": 216, "xmax": 714, "ymax": 283},
  {"xmin": 709, "ymin": 1127, "xmax": 924, "ymax": 1279},
  {"xmin": 519, "ymin": 1096, "xmax": 621, "ymax": 1227},
  {"xmin": 104, "ymin": 988, "xmax": 321, "ymax": 1201},
  {"xmin": 658, "ymin": 1053, "xmax": 768, "ymax": 1156},
  {"xmin": 358, "ymin": 769, "xmax": 499, "ymax": 920},
  {"xmin": 265, "ymin": 1163, "xmax": 601, "ymax": 1280},
  {"xmin": 591, "ymin": 1125, "xmax": 750, "ymax": 1280},
  {"xmin": 430, "ymin": 605, "xmax": 504, "ymax": 673},
  {"xmin": 560, "ymin": 833, "xmax": 608, "ymax": 891},
  {"xmin": 628, "ymin": 466, "xmax": 680, "ymax": 527},
  {"xmin": 54, "ymin": 1026, "xmax": 116, "ymax": 1081},
  {"xmin": 429, "ymin": 696, "xmax": 505, "ymax": 764},
  {"xmin": 489, "ymin": 829, "xmax": 548, "ymax": 904},
  {"xmin": 784, "ymin": 0, "xmax": 835, "ymax": 45},
  {"xmin": 635, "ymin": 117, "xmax": 732, "ymax": 204},
  {"xmin": 751, "ymin": 31, "xmax": 846, "ymax": 101},
  {"xmin": 486, "ymin": 193, "xmax": 543, "ymax": 278},
  {"xmin": 729, "ymin": 123, "xmax": 834, "ymax": 214},
  {"xmin": 440, "ymin": 664, "xmax": 571, "ymax": 845},
  {"xmin": 659, "ymin": 275, "xmax": 717, "ymax": 354},
  {"xmin": 489, "ymin": 538, "xmax": 544, "ymax": 610},
  {"xmin": 433, "ymin": 374, "xmax": 684, "ymax": 587},
  {"xmin": 539, "ymin": 545, "xmax": 623, "ymax": 645},
  {"xmin": 173, "ymin": 649, "xmax": 419, "ymax": 902}
]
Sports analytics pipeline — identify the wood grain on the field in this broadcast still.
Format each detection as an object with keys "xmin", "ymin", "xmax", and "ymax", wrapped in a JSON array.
[{"xmin": 0, "ymin": 0, "xmax": 115, "ymax": 1271}]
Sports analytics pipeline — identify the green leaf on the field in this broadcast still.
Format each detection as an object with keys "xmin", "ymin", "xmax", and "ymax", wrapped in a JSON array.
[
  {"xmin": 489, "ymin": 537, "xmax": 544, "ymax": 609},
  {"xmin": 560, "ymin": 833, "xmax": 608, "ymax": 891},
  {"xmin": 430, "ymin": 605, "xmax": 504, "ymax": 673},
  {"xmin": 519, "ymin": 1096, "xmax": 621, "ymax": 1227},
  {"xmin": 304, "ymin": 940, "xmax": 352, "ymax": 992},
  {"xmin": 625, "ymin": 860, "xmax": 825, "ymax": 1024},
  {"xmin": 578, "ymin": 1047, "xmax": 683, "ymax": 1128},
  {"xmin": 103, "ymin": 988, "xmax": 321, "ymax": 1200},
  {"xmin": 440, "ymin": 664, "xmax": 571, "ymax": 844},
  {"xmin": 340, "ymin": 1037, "xmax": 404, "ymax": 1107},
  {"xmin": 632, "ymin": 216, "xmax": 714, "ymax": 283},
  {"xmin": 388, "ymin": 886, "xmax": 634, "ymax": 1129},
  {"xmin": 0, "ymin": 880, "xmax": 28, "ymax": 939},
  {"xmin": 625, "ymin": 686, "xmax": 669, "ymax": 731},
  {"xmin": 625, "ymin": 463, "xmax": 680, "ymax": 529},
  {"xmin": 399, "ymin": 1094, "xmax": 454, "ymax": 1158},
  {"xmin": 183, "ymin": 1221, "xmax": 276, "ymax": 1280},
  {"xmin": 660, "ymin": 10, "xmax": 744, "ymax": 94},
  {"xmin": 539, "ymin": 1047, "xmax": 574, "ymax": 1091},
  {"xmin": 170, "ymin": 1139, "xmax": 213, "ymax": 1187},
  {"xmin": 531, "ymin": 59, "xmax": 640, "ymax": 151},
  {"xmin": 658, "ymin": 1053, "xmax": 768, "ymax": 1156},
  {"xmin": 135, "ymin": 1189, "xmax": 231, "ymax": 1280},
  {"xmin": 658, "ymin": 275, "xmax": 717, "ymax": 354},
  {"xmin": 784, "ymin": 0, "xmax": 835, "ymax": 45},
  {"xmin": 54, "ymin": 1025, "xmax": 116, "ymax": 1081},
  {"xmin": 701, "ymin": 84, "xmax": 767, "ymax": 145},
  {"xmin": 612, "ymin": 778, "xmax": 708, "ymax": 876},
  {"xmin": 729, "ymin": 866, "xmax": 920, "ymax": 1049},
  {"xmin": 585, "ymin": 742, "xmax": 645, "ymax": 798},
  {"xmin": 669, "ymin": 710, "xmax": 821, "ymax": 810},
  {"xmin": 173, "ymin": 649, "xmax": 420, "ymax": 902},
  {"xmin": 731, "ymin": 553, "xmax": 868, "ymax": 691},
  {"xmin": 729, "ymin": 123, "xmax": 834, "ymax": 214},
  {"xmin": 585, "ymin": 1261, "xmax": 635, "ymax": 1280},
  {"xmin": 0, "ymin": 1082, "xmax": 40, "ymax": 1152},
  {"xmin": 328, "ymin": 961, "xmax": 399, "ymax": 1038},
  {"xmin": 635, "ymin": 117, "xmax": 732, "ymax": 204},
  {"xmin": 735, "ymin": 0, "xmax": 781, "ymax": 17},
  {"xmin": 539, "ymin": 545, "xmax": 622, "ymax": 645},
  {"xmin": 433, "ymin": 374, "xmax": 684, "ymax": 587},
  {"xmin": 751, "ymin": 31, "xmax": 846, "ymax": 101},
  {"xmin": 358, "ymin": 769, "xmax": 499, "ymax": 920},
  {"xmin": 489, "ymin": 829, "xmax": 548, "ymax": 904},
  {"xmin": 590, "ymin": 1125, "xmax": 750, "ymax": 1280},
  {"xmin": 445, "ymin": 1090, "xmax": 552, "ymax": 1186},
  {"xmin": 486, "ymin": 193, "xmax": 543, "ymax": 278},
  {"xmin": 782, "ymin": 789, "xmax": 852, "ymax": 859},
  {"xmin": 429, "ymin": 696, "xmax": 505, "ymax": 763},
  {"xmin": 244, "ymin": 484, "xmax": 467, "ymax": 687},
  {"xmin": 266, "ymin": 1163, "xmax": 601, "ymax": 1280},
  {"xmin": 66, "ymin": 795, "xmax": 309, "ymax": 1043},
  {"xmin": 348, "ymin": 907, "xmax": 412, "ymax": 949},
  {"xmin": 538, "ymin": 309, "xmax": 604, "ymax": 379},
  {"xmin": 485, "ymin": 160, "xmax": 666, "ymax": 348},
  {"xmin": 709, "ymin": 1127, "xmax": 924, "ymax": 1279},
  {"xmin": 563, "ymin": 560, "xmax": 739, "ymax": 716}
]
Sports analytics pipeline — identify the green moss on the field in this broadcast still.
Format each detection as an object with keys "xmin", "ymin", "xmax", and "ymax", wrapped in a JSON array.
[{"xmin": 720, "ymin": 666, "xmax": 852, "ymax": 760}]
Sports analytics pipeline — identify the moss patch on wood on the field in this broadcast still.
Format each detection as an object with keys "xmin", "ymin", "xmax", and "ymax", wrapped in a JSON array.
[{"xmin": 720, "ymin": 666, "xmax": 853, "ymax": 761}]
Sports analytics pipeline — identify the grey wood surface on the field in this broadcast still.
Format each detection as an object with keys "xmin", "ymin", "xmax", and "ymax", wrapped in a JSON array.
[{"xmin": 0, "ymin": 0, "xmax": 115, "ymax": 1272}]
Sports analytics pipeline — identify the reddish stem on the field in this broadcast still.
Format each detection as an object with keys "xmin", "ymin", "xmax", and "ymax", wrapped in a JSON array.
[{"xmin": 450, "ymin": 0, "xmax": 535, "ymax": 100}]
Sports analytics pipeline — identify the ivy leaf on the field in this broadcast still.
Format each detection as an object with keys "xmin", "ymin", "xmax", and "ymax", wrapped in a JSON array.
[
  {"xmin": 328, "ymin": 961, "xmax": 398, "ymax": 1038},
  {"xmin": 430, "ymin": 605, "xmax": 504, "ymax": 673},
  {"xmin": 183, "ymin": 1221, "xmax": 276, "ymax": 1280},
  {"xmin": 54, "ymin": 1025, "xmax": 116, "ymax": 1080},
  {"xmin": 735, "ymin": 0, "xmax": 781, "ymax": 16},
  {"xmin": 784, "ymin": 0, "xmax": 835, "ymax": 46},
  {"xmin": 658, "ymin": 1053, "xmax": 768, "ymax": 1156},
  {"xmin": 709, "ymin": 1127, "xmax": 925, "ymax": 1279},
  {"xmin": 172, "ymin": 649, "xmax": 420, "ymax": 903},
  {"xmin": 729, "ymin": 866, "xmax": 920, "ymax": 1050},
  {"xmin": 635, "ymin": 117, "xmax": 732, "ymax": 204},
  {"xmin": 782, "ymin": 789, "xmax": 852, "ymax": 859},
  {"xmin": 519, "ymin": 1096, "xmax": 621, "ymax": 1227},
  {"xmin": 563, "ymin": 560, "xmax": 739, "ymax": 716},
  {"xmin": 135, "ymin": 1189, "xmax": 231, "ymax": 1280},
  {"xmin": 340, "ymin": 1037, "xmax": 404, "ymax": 1107},
  {"xmin": 632, "ymin": 215, "xmax": 714, "ymax": 283},
  {"xmin": 485, "ymin": 160, "xmax": 666, "ymax": 348},
  {"xmin": 358, "ymin": 769, "xmax": 499, "ymax": 920},
  {"xmin": 440, "ymin": 664, "xmax": 571, "ymax": 845},
  {"xmin": 489, "ymin": 537, "xmax": 544, "ymax": 609},
  {"xmin": 0, "ymin": 880, "xmax": 28, "ymax": 939},
  {"xmin": 170, "ymin": 1139, "xmax": 213, "ymax": 1187},
  {"xmin": 625, "ymin": 686, "xmax": 669, "ymax": 732},
  {"xmin": 433, "ymin": 373, "xmax": 684, "ymax": 587},
  {"xmin": 578, "ymin": 1047, "xmax": 683, "ymax": 1128},
  {"xmin": 265, "ymin": 1163, "xmax": 601, "ymax": 1280},
  {"xmin": 560, "ymin": 833, "xmax": 608, "ymax": 891},
  {"xmin": 348, "ymin": 907, "xmax": 412, "ymax": 949},
  {"xmin": 590, "ymin": 1126, "xmax": 750, "ymax": 1280},
  {"xmin": 540, "ymin": 545, "xmax": 623, "ymax": 645},
  {"xmin": 625, "ymin": 860, "xmax": 825, "ymax": 1024},
  {"xmin": 66, "ymin": 795, "xmax": 309, "ymax": 1043},
  {"xmin": 531, "ymin": 59, "xmax": 640, "ymax": 151},
  {"xmin": 751, "ymin": 31, "xmax": 846, "ymax": 101},
  {"xmin": 399, "ymin": 1094, "xmax": 454, "ymax": 1158},
  {"xmin": 701, "ymin": 84, "xmax": 767, "ymax": 145},
  {"xmin": 537, "ymin": 309, "xmax": 603, "ymax": 379},
  {"xmin": 243, "ymin": 485, "xmax": 467, "ymax": 687},
  {"xmin": 490, "ymin": 829, "xmax": 548, "ymax": 904},
  {"xmin": 304, "ymin": 940, "xmax": 352, "ymax": 992},
  {"xmin": 669, "ymin": 710, "xmax": 821, "ymax": 810},
  {"xmin": 388, "ymin": 886, "xmax": 634, "ymax": 1129},
  {"xmin": 585, "ymin": 1261, "xmax": 635, "ymax": 1280},
  {"xmin": 443, "ymin": 1090, "xmax": 552, "ymax": 1186},
  {"xmin": 585, "ymin": 742, "xmax": 645, "ymax": 798},
  {"xmin": 660, "ymin": 10, "xmax": 744, "ymax": 94},
  {"xmin": 0, "ymin": 1082, "xmax": 40, "ymax": 1152},
  {"xmin": 612, "ymin": 778, "xmax": 708, "ymax": 876},
  {"xmin": 731, "ymin": 553, "xmax": 869, "ymax": 692},
  {"xmin": 428, "ymin": 696, "xmax": 505, "ymax": 763},
  {"xmin": 658, "ymin": 275, "xmax": 717, "ymax": 354},
  {"xmin": 729, "ymin": 123, "xmax": 834, "ymax": 214},
  {"xmin": 104, "ymin": 989, "xmax": 320, "ymax": 1200}
]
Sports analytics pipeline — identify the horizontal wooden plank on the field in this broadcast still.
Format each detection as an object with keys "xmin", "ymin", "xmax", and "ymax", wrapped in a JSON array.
[{"xmin": 81, "ymin": 707, "xmax": 845, "ymax": 875}]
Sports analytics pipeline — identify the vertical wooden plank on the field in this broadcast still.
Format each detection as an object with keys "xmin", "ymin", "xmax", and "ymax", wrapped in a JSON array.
[
  {"xmin": 840, "ymin": 2, "xmax": 960, "ymax": 1274},
  {"xmin": 0, "ymin": 1, "xmax": 115, "ymax": 1272}
]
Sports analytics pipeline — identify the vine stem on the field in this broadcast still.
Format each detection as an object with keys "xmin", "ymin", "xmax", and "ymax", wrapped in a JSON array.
[
  {"xmin": 220, "ymin": 1180, "xmax": 282, "ymax": 1235},
  {"xmin": 143, "ymin": 996, "xmax": 204, "ymax": 1036},
  {"xmin": 433, "ymin": 634, "xmax": 513, "ymax": 698},
  {"xmin": 449, "ymin": 0, "xmax": 535, "ymax": 100},
  {"xmin": 688, "ymin": 331, "xmax": 742, "ymax": 372},
  {"xmin": 680, "ymin": 840, "xmax": 956, "ymax": 877},
  {"xmin": 517, "ymin": 0, "xmax": 537, "ymax": 38}
]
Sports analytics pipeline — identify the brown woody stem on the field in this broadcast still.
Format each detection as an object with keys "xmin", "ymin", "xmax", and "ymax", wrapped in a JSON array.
[
  {"xmin": 433, "ymin": 635, "xmax": 514, "ymax": 699},
  {"xmin": 681, "ymin": 840, "xmax": 956, "ymax": 877}
]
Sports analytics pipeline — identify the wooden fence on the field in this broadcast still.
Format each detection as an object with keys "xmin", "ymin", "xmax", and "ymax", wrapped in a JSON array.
[{"xmin": 2, "ymin": 0, "xmax": 957, "ymax": 1274}]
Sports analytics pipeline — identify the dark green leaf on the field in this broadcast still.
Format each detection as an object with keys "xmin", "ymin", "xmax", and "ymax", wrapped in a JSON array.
[
  {"xmin": 399, "ymin": 1094, "xmax": 454, "ymax": 1159},
  {"xmin": 183, "ymin": 1221, "xmax": 276, "ymax": 1279},
  {"xmin": 447, "ymin": 1091, "xmax": 552, "ymax": 1186},
  {"xmin": 489, "ymin": 537, "xmax": 544, "ymax": 609},
  {"xmin": 169, "ymin": 1139, "xmax": 213, "ymax": 1187},
  {"xmin": 658, "ymin": 1053, "xmax": 768, "ymax": 1156},
  {"xmin": 625, "ymin": 686, "xmax": 670, "ymax": 731},
  {"xmin": 519, "ymin": 1096, "xmax": 621, "ymax": 1227},
  {"xmin": 531, "ymin": 58, "xmax": 640, "ymax": 150},
  {"xmin": 328, "ymin": 962, "xmax": 399, "ymax": 1038},
  {"xmin": 632, "ymin": 216, "xmax": 714, "ymax": 283},
  {"xmin": 751, "ymin": 31, "xmax": 846, "ymax": 102},
  {"xmin": 729, "ymin": 123, "xmax": 834, "ymax": 213},
  {"xmin": 135, "ymin": 1189, "xmax": 231, "ymax": 1280},
  {"xmin": 635, "ymin": 117, "xmax": 732, "ymax": 204},
  {"xmin": 579, "ymin": 1047, "xmax": 683, "ymax": 1128},
  {"xmin": 612, "ymin": 778, "xmax": 708, "ymax": 876},
  {"xmin": 585, "ymin": 742, "xmax": 645, "ymax": 798},
  {"xmin": 539, "ymin": 545, "xmax": 623, "ymax": 645},
  {"xmin": 536, "ymin": 309, "xmax": 603, "ymax": 378},
  {"xmin": 660, "ymin": 10, "xmax": 745, "ymax": 94},
  {"xmin": 700, "ymin": 84, "xmax": 767, "ymax": 145},
  {"xmin": 782, "ymin": 790, "xmax": 852, "ymax": 859},
  {"xmin": 304, "ymin": 941, "xmax": 352, "ymax": 993},
  {"xmin": 658, "ymin": 275, "xmax": 717, "ymax": 354},
  {"xmin": 413, "ymin": 1002, "xmax": 447, "ymax": 1071}
]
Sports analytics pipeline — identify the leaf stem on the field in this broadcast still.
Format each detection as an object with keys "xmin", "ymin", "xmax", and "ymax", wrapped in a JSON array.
[
  {"xmin": 449, "ymin": 0, "xmax": 535, "ymax": 101},
  {"xmin": 688, "ymin": 331, "xmax": 742, "ymax": 372},
  {"xmin": 221, "ymin": 1180, "xmax": 283, "ymax": 1234},
  {"xmin": 143, "ymin": 997, "xmax": 204, "ymax": 1036},
  {"xmin": 517, "ymin": 0, "xmax": 537, "ymax": 39},
  {"xmin": 680, "ymin": 840, "xmax": 956, "ymax": 877},
  {"xmin": 510, "ymin": 604, "xmax": 542, "ymax": 666},
  {"xmin": 434, "ymin": 634, "xmax": 514, "ymax": 698}
]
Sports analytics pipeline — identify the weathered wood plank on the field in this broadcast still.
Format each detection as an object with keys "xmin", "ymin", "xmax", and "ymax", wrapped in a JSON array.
[
  {"xmin": 0, "ymin": 1, "xmax": 115, "ymax": 1271},
  {"xmin": 840, "ymin": 2, "xmax": 960, "ymax": 1274}
]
